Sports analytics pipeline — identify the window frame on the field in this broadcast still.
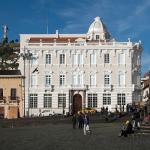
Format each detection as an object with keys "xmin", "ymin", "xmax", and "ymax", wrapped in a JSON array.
[
  {"xmin": 90, "ymin": 53, "xmax": 96, "ymax": 65},
  {"xmin": 60, "ymin": 74, "xmax": 65, "ymax": 86},
  {"xmin": 45, "ymin": 75, "xmax": 51, "ymax": 87},
  {"xmin": 117, "ymin": 93, "xmax": 126, "ymax": 105},
  {"xmin": 58, "ymin": 94, "xmax": 66, "ymax": 108},
  {"xmin": 103, "ymin": 93, "xmax": 111, "ymax": 105},
  {"xmin": 11, "ymin": 88, "xmax": 17, "ymax": 100},
  {"xmin": 88, "ymin": 93, "xmax": 97, "ymax": 108},
  {"xmin": 104, "ymin": 74, "xmax": 110, "ymax": 86},
  {"xmin": 60, "ymin": 54, "xmax": 65, "ymax": 64},
  {"xmin": 45, "ymin": 54, "xmax": 52, "ymax": 64},
  {"xmin": 44, "ymin": 94, "xmax": 52, "ymax": 108},
  {"xmin": 29, "ymin": 94, "xmax": 38, "ymax": 108},
  {"xmin": 104, "ymin": 53, "xmax": 110, "ymax": 64}
]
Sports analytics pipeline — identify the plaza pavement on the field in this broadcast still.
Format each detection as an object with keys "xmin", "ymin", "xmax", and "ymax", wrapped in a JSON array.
[{"xmin": 0, "ymin": 122, "xmax": 150, "ymax": 150}]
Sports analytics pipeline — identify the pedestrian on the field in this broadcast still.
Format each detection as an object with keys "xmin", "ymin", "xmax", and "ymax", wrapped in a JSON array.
[
  {"xmin": 83, "ymin": 113, "xmax": 90, "ymax": 135},
  {"xmin": 118, "ymin": 120, "xmax": 134, "ymax": 137},
  {"xmin": 132, "ymin": 109, "xmax": 140, "ymax": 130},
  {"xmin": 78, "ymin": 113, "xmax": 84, "ymax": 129},
  {"xmin": 72, "ymin": 114, "xmax": 77, "ymax": 129}
]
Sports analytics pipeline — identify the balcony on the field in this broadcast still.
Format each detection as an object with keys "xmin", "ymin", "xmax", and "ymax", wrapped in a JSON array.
[
  {"xmin": 27, "ymin": 41, "xmax": 130, "ymax": 47},
  {"xmin": 70, "ymin": 84, "xmax": 88, "ymax": 90},
  {"xmin": 104, "ymin": 85, "xmax": 113, "ymax": 92},
  {"xmin": 8, "ymin": 96, "xmax": 20, "ymax": 103},
  {"xmin": 0, "ymin": 96, "xmax": 6, "ymax": 103},
  {"xmin": 45, "ymin": 85, "xmax": 54, "ymax": 92}
]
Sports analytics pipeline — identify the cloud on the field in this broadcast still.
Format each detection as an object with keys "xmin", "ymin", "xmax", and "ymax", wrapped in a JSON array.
[
  {"xmin": 58, "ymin": 0, "xmax": 114, "ymax": 33},
  {"xmin": 114, "ymin": 0, "xmax": 150, "ymax": 37},
  {"xmin": 135, "ymin": 0, "xmax": 150, "ymax": 16}
]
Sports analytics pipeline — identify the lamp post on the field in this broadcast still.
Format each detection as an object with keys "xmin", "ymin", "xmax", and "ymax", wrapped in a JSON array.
[
  {"xmin": 20, "ymin": 48, "xmax": 32, "ymax": 117},
  {"xmin": 62, "ymin": 92, "xmax": 65, "ymax": 116}
]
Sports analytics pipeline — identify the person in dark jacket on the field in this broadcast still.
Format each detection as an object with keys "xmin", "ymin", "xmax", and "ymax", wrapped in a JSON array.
[
  {"xmin": 119, "ymin": 120, "xmax": 134, "ymax": 137},
  {"xmin": 132, "ymin": 109, "xmax": 141, "ymax": 129},
  {"xmin": 72, "ymin": 114, "xmax": 77, "ymax": 129}
]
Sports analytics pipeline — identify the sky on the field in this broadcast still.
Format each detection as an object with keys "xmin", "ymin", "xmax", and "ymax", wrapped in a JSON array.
[{"xmin": 0, "ymin": 0, "xmax": 150, "ymax": 75}]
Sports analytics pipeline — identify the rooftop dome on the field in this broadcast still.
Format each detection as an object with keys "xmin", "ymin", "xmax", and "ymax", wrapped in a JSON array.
[{"xmin": 87, "ymin": 16, "xmax": 111, "ymax": 40}]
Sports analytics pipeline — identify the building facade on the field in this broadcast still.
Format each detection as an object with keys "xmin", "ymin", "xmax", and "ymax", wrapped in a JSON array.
[
  {"xmin": 19, "ymin": 17, "xmax": 142, "ymax": 116},
  {"xmin": 141, "ymin": 71, "xmax": 150, "ymax": 113},
  {"xmin": 0, "ymin": 70, "xmax": 24, "ymax": 119}
]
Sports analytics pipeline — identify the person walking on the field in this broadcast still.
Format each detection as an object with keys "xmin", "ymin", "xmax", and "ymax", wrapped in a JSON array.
[
  {"xmin": 132, "ymin": 109, "xmax": 141, "ymax": 130},
  {"xmin": 72, "ymin": 114, "xmax": 77, "ymax": 129},
  {"xmin": 83, "ymin": 113, "xmax": 90, "ymax": 135}
]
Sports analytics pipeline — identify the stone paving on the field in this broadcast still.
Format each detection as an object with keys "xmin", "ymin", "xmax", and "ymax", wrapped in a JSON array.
[{"xmin": 0, "ymin": 122, "xmax": 150, "ymax": 150}]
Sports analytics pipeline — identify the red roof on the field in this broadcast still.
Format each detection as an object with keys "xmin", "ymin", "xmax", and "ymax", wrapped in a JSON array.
[{"xmin": 29, "ymin": 37, "xmax": 85, "ymax": 43}]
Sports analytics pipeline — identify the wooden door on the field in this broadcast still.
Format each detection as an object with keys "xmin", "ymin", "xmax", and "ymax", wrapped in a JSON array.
[{"xmin": 73, "ymin": 94, "xmax": 82, "ymax": 114}]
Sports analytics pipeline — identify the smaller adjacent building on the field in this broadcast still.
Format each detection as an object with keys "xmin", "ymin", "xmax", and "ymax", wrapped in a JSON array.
[
  {"xmin": 0, "ymin": 70, "xmax": 24, "ymax": 119},
  {"xmin": 141, "ymin": 70, "xmax": 150, "ymax": 113}
]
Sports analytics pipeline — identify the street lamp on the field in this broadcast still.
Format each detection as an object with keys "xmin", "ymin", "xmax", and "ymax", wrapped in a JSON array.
[
  {"xmin": 62, "ymin": 92, "xmax": 65, "ymax": 116},
  {"xmin": 20, "ymin": 48, "xmax": 32, "ymax": 117}
]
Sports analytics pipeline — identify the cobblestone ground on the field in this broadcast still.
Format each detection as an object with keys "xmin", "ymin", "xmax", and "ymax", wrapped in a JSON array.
[{"xmin": 0, "ymin": 122, "xmax": 150, "ymax": 150}]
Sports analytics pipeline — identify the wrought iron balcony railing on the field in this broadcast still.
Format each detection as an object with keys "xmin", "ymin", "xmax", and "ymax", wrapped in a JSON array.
[
  {"xmin": 8, "ymin": 96, "xmax": 20, "ymax": 103},
  {"xmin": 0, "ymin": 96, "xmax": 6, "ymax": 103}
]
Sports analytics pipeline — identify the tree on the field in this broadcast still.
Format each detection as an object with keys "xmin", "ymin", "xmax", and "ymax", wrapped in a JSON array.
[{"xmin": 0, "ymin": 40, "xmax": 19, "ymax": 70}]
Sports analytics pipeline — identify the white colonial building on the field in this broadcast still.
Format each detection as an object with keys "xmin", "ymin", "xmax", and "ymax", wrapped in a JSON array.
[{"xmin": 19, "ymin": 17, "xmax": 142, "ymax": 116}]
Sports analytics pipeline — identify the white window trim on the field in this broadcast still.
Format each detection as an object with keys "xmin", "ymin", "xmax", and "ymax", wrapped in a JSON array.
[
  {"xmin": 118, "ymin": 71, "xmax": 125, "ymax": 87},
  {"xmin": 60, "ymin": 74, "xmax": 65, "ymax": 86},
  {"xmin": 60, "ymin": 53, "xmax": 66, "ymax": 64}
]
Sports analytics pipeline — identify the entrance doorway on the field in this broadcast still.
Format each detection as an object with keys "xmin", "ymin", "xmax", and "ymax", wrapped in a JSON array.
[{"xmin": 73, "ymin": 94, "xmax": 82, "ymax": 114}]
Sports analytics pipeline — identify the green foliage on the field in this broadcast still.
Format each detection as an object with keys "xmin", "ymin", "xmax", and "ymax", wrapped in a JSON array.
[{"xmin": 0, "ymin": 40, "xmax": 19, "ymax": 70}]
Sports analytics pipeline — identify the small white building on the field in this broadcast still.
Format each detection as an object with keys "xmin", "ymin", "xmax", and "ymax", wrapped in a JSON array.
[{"xmin": 19, "ymin": 16, "xmax": 142, "ymax": 116}]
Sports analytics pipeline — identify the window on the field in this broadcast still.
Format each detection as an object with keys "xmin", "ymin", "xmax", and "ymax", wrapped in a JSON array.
[
  {"xmin": 104, "ymin": 74, "xmax": 110, "ymax": 86},
  {"xmin": 104, "ymin": 53, "xmax": 110, "ymax": 63},
  {"xmin": 90, "ymin": 74, "xmax": 96, "ymax": 86},
  {"xmin": 118, "ymin": 72, "xmax": 125, "ymax": 86},
  {"xmin": 90, "ymin": 53, "xmax": 96, "ymax": 64},
  {"xmin": 103, "ymin": 93, "xmax": 111, "ymax": 105},
  {"xmin": 11, "ymin": 88, "xmax": 16, "ymax": 100},
  {"xmin": 45, "ymin": 54, "xmax": 51, "ymax": 64},
  {"xmin": 45, "ymin": 75, "xmax": 51, "ymax": 87},
  {"xmin": 118, "ymin": 53, "xmax": 125, "ymax": 64},
  {"xmin": 60, "ymin": 54, "xmax": 65, "ymax": 64},
  {"xmin": 31, "ymin": 54, "xmax": 38, "ymax": 65},
  {"xmin": 44, "ymin": 94, "xmax": 52, "ymax": 108},
  {"xmin": 60, "ymin": 74, "xmax": 65, "ymax": 86},
  {"xmin": 88, "ymin": 94, "xmax": 97, "ymax": 108},
  {"xmin": 58, "ymin": 94, "xmax": 66, "ymax": 108},
  {"xmin": 72, "ymin": 54, "xmax": 83, "ymax": 65},
  {"xmin": 117, "ymin": 93, "xmax": 126, "ymax": 105},
  {"xmin": 72, "ymin": 73, "xmax": 83, "ymax": 86},
  {"xmin": 96, "ymin": 35, "xmax": 100, "ymax": 40},
  {"xmin": 73, "ymin": 74, "xmax": 78, "ymax": 85},
  {"xmin": 31, "ymin": 74, "xmax": 37, "ymax": 87},
  {"xmin": 29, "ymin": 94, "xmax": 38, "ymax": 108},
  {"xmin": 78, "ymin": 54, "xmax": 83, "ymax": 64},
  {"xmin": 31, "ymin": 57, "xmax": 37, "ymax": 65},
  {"xmin": 0, "ymin": 88, "xmax": 3, "ymax": 98}
]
